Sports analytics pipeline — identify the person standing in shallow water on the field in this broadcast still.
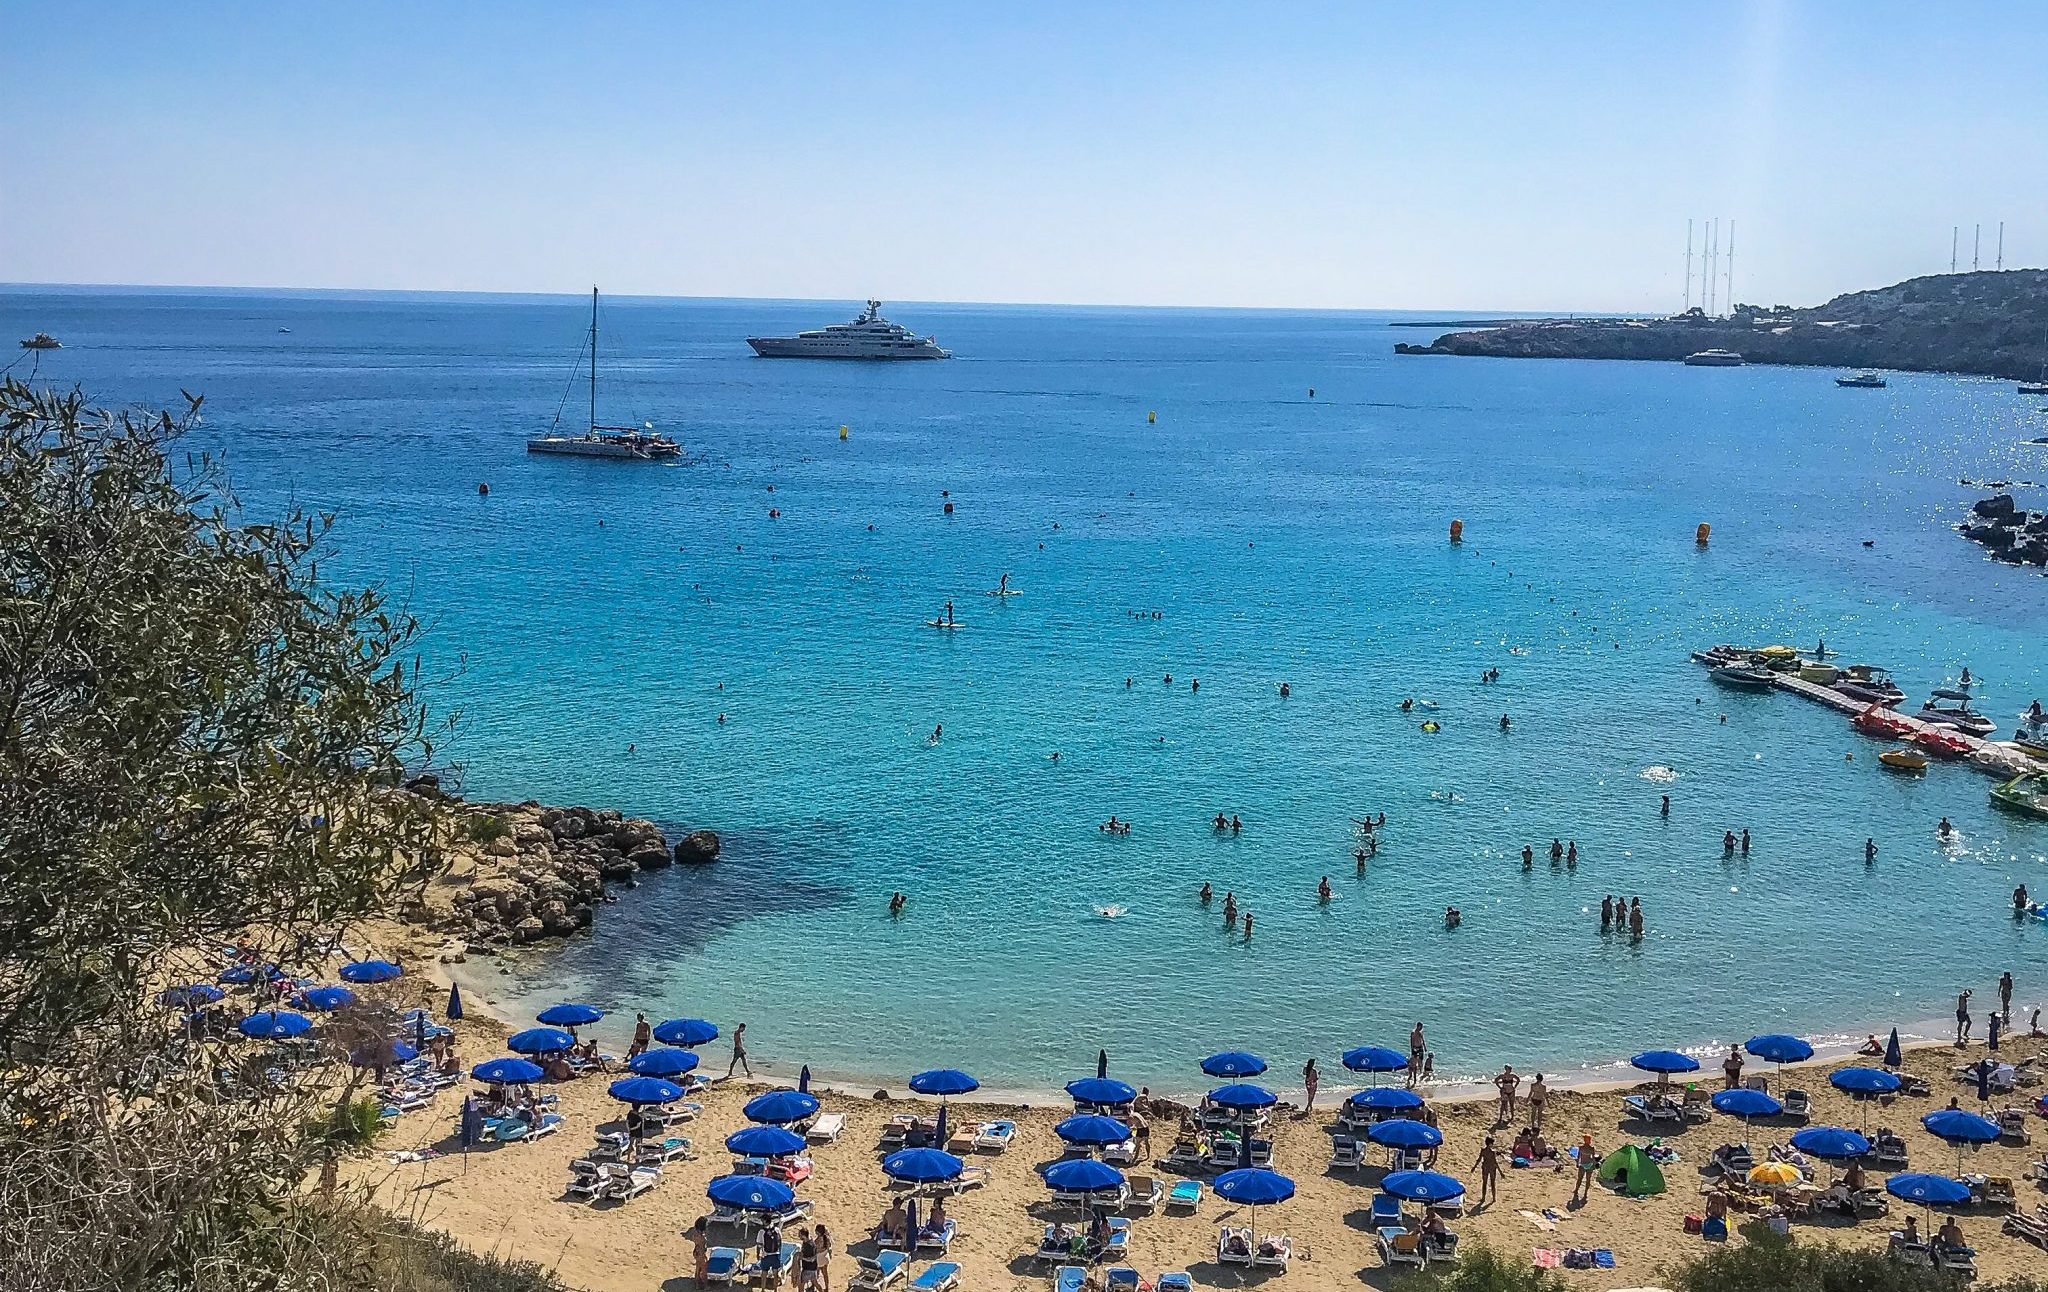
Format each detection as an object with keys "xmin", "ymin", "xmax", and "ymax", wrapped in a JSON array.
[
  {"xmin": 728, "ymin": 1022, "xmax": 752, "ymax": 1078},
  {"xmin": 1600, "ymin": 895, "xmax": 1614, "ymax": 931},
  {"xmin": 1302, "ymin": 1056, "xmax": 1320, "ymax": 1111}
]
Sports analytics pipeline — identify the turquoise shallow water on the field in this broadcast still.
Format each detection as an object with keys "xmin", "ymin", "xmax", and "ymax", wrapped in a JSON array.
[{"xmin": 8, "ymin": 286, "xmax": 2048, "ymax": 1092}]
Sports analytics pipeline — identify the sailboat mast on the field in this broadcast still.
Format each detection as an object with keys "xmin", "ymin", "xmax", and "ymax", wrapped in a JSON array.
[{"xmin": 589, "ymin": 286, "xmax": 599, "ymax": 434}]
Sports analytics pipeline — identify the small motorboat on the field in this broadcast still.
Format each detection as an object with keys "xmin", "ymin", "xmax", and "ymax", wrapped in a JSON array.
[
  {"xmin": 1990, "ymin": 774, "xmax": 2048, "ymax": 820},
  {"xmin": 1712, "ymin": 665, "xmax": 1776, "ymax": 690},
  {"xmin": 1878, "ymin": 749, "xmax": 1929, "ymax": 773},
  {"xmin": 1911, "ymin": 728, "xmax": 1973, "ymax": 759},
  {"xmin": 1835, "ymin": 371, "xmax": 1886, "ymax": 388},
  {"xmin": 1691, "ymin": 644, "xmax": 1744, "ymax": 667},
  {"xmin": 2012, "ymin": 730, "xmax": 2048, "ymax": 761},
  {"xmin": 1833, "ymin": 665, "xmax": 1904, "ymax": 708},
  {"xmin": 18, "ymin": 332, "xmax": 60, "ymax": 350},
  {"xmin": 1919, "ymin": 690, "xmax": 1997, "ymax": 737}
]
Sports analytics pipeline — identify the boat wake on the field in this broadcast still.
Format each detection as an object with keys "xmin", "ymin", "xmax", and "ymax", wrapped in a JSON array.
[
  {"xmin": 1093, "ymin": 904, "xmax": 1129, "ymax": 920},
  {"xmin": 1640, "ymin": 765, "xmax": 1681, "ymax": 784}
]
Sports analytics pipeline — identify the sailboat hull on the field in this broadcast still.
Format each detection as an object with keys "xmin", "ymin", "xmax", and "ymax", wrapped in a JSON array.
[{"xmin": 527, "ymin": 436, "xmax": 679, "ymax": 460}]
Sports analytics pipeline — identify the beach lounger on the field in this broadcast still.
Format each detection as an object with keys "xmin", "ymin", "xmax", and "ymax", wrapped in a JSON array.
[
  {"xmin": 1983, "ymin": 1175, "xmax": 2018, "ymax": 1208},
  {"xmin": 1887, "ymin": 1234, "xmax": 1934, "ymax": 1267},
  {"xmin": 1103, "ymin": 1269, "xmax": 1140, "ymax": 1292},
  {"xmin": 1329, "ymin": 1135, "xmax": 1365, "ymax": 1169},
  {"xmin": 635, "ymin": 1135, "xmax": 694, "ymax": 1165},
  {"xmin": 1744, "ymin": 1073, "xmax": 1769, "ymax": 1092},
  {"xmin": 1252, "ymin": 1234, "xmax": 1292, "ymax": 1270},
  {"xmin": 1166, "ymin": 1180, "xmax": 1202, "ymax": 1212},
  {"xmin": 1870, "ymin": 1132, "xmax": 1909, "ymax": 1169},
  {"xmin": 1051, "ymin": 1183, "xmax": 1128, "ymax": 1209},
  {"xmin": 1389, "ymin": 1146, "xmax": 1425, "ymax": 1173},
  {"xmin": 564, "ymin": 1158, "xmax": 607, "ymax": 1203},
  {"xmin": 1035, "ymin": 1226, "xmax": 1083, "ymax": 1267},
  {"xmin": 1935, "ymin": 1244, "xmax": 1979, "ymax": 1277},
  {"xmin": 1621, "ymin": 1094, "xmax": 1683, "ymax": 1125},
  {"xmin": 1161, "ymin": 1138, "xmax": 1206, "ymax": 1170},
  {"xmin": 1682, "ymin": 1087, "xmax": 1713, "ymax": 1122},
  {"xmin": 971, "ymin": 1118, "xmax": 1015, "ymax": 1152},
  {"xmin": 526, "ymin": 1113, "xmax": 563, "ymax": 1141},
  {"xmin": 702, "ymin": 1247, "xmax": 745, "ymax": 1285},
  {"xmin": 848, "ymin": 1252, "xmax": 909, "ymax": 1292},
  {"xmin": 789, "ymin": 1110, "xmax": 838, "ymax": 1145},
  {"xmin": 916, "ymin": 1219, "xmax": 957, "ymax": 1254},
  {"xmin": 1378, "ymin": 1226, "xmax": 1427, "ymax": 1269},
  {"xmin": 2004, "ymin": 1211, "xmax": 2048, "ymax": 1249},
  {"xmin": 607, "ymin": 1164, "xmax": 660, "ymax": 1202},
  {"xmin": 590, "ymin": 1130, "xmax": 632, "ymax": 1160},
  {"xmin": 1708, "ymin": 1143, "xmax": 1755, "ymax": 1177},
  {"xmin": 1371, "ymin": 1193, "xmax": 1403, "ymax": 1229},
  {"xmin": 1102, "ymin": 1217, "xmax": 1132, "ymax": 1260},
  {"xmin": 1125, "ymin": 1174, "xmax": 1164, "ymax": 1211},
  {"xmin": 943, "ymin": 1165, "xmax": 991, "ymax": 1195},
  {"xmin": 1217, "ymin": 1226, "xmax": 1254, "ymax": 1267},
  {"xmin": 1052, "ymin": 1267, "xmax": 1087, "ymax": 1292},
  {"xmin": 652, "ymin": 1101, "xmax": 703, "ymax": 1126},
  {"xmin": 1155, "ymin": 1274, "xmax": 1192, "ymax": 1292},
  {"xmin": 1102, "ymin": 1139, "xmax": 1138, "ymax": 1165},
  {"xmin": 1426, "ymin": 1229, "xmax": 1462, "ymax": 1263},
  {"xmin": 764, "ymin": 1155, "xmax": 813, "ymax": 1184},
  {"xmin": 747, "ymin": 1242, "xmax": 795, "ymax": 1287},
  {"xmin": 1999, "ymin": 1109, "xmax": 2032, "ymax": 1145},
  {"xmin": 907, "ymin": 1261, "xmax": 959, "ymax": 1292},
  {"xmin": 1782, "ymin": 1089, "xmax": 1812, "ymax": 1121}
]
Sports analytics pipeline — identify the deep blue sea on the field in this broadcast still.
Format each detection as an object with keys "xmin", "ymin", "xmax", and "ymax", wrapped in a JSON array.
[{"xmin": 8, "ymin": 285, "xmax": 2047, "ymax": 1094}]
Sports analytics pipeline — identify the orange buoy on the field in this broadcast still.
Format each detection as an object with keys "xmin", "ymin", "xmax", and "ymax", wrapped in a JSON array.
[
  {"xmin": 1449, "ymin": 518, "xmax": 1464, "ymax": 544},
  {"xmin": 1696, "ymin": 522, "xmax": 1711, "ymax": 546},
  {"xmin": 1147, "ymin": 410, "xmax": 1157, "ymax": 424},
  {"xmin": 839, "ymin": 424, "xmax": 849, "ymax": 441}
]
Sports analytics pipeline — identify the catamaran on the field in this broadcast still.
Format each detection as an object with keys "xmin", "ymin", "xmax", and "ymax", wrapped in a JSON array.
[{"xmin": 527, "ymin": 288, "xmax": 681, "ymax": 460}]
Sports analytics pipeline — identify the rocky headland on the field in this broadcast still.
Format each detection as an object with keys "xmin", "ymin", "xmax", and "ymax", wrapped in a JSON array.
[
  {"xmin": 1398, "ymin": 269, "xmax": 2048, "ymax": 380},
  {"xmin": 1959, "ymin": 492, "xmax": 2048, "ymax": 570},
  {"xmin": 395, "ymin": 777, "xmax": 719, "ymax": 960}
]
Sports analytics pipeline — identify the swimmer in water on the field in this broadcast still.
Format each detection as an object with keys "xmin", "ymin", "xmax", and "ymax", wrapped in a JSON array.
[
  {"xmin": 1355, "ymin": 848, "xmax": 1369, "ymax": 871},
  {"xmin": 1521, "ymin": 844, "xmax": 1534, "ymax": 870},
  {"xmin": 1279, "ymin": 682, "xmax": 1290, "ymax": 698},
  {"xmin": 930, "ymin": 723, "xmax": 943, "ymax": 743},
  {"xmin": 1400, "ymin": 698, "xmax": 1414, "ymax": 713},
  {"xmin": 1241, "ymin": 911, "xmax": 1253, "ymax": 940},
  {"xmin": 1199, "ymin": 882, "xmax": 1213, "ymax": 905},
  {"xmin": 889, "ymin": 891, "xmax": 906, "ymax": 915},
  {"xmin": 1550, "ymin": 839, "xmax": 1563, "ymax": 863},
  {"xmin": 1499, "ymin": 714, "xmax": 1511, "ymax": 731},
  {"xmin": 1938, "ymin": 817, "xmax": 1954, "ymax": 838},
  {"xmin": 1191, "ymin": 679, "xmax": 1199, "ymax": 693},
  {"xmin": 1222, "ymin": 892, "xmax": 1238, "ymax": 923},
  {"xmin": 1867, "ymin": 837, "xmax": 1878, "ymax": 864},
  {"xmin": 1723, "ymin": 830, "xmax": 1736, "ymax": 854},
  {"xmin": 1660, "ymin": 794, "xmax": 1670, "ymax": 817},
  {"xmin": 1444, "ymin": 907, "xmax": 1461, "ymax": 929},
  {"xmin": 1214, "ymin": 813, "xmax": 1229, "ymax": 832},
  {"xmin": 1051, "ymin": 751, "xmax": 1060, "ymax": 762},
  {"xmin": 1318, "ymin": 876, "xmax": 1332, "ymax": 903},
  {"xmin": 1230, "ymin": 814, "xmax": 1241, "ymax": 834},
  {"xmin": 1600, "ymin": 895, "xmax": 1613, "ymax": 930},
  {"xmin": 1740, "ymin": 828, "xmax": 1750, "ymax": 854},
  {"xmin": 1961, "ymin": 667, "xmax": 1973, "ymax": 688},
  {"xmin": 1126, "ymin": 677, "xmax": 1133, "ymax": 688},
  {"xmin": 1164, "ymin": 674, "xmax": 1173, "ymax": 685},
  {"xmin": 1566, "ymin": 840, "xmax": 1578, "ymax": 866}
]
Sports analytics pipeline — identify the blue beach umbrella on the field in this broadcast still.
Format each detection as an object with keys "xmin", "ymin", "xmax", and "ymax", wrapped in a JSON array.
[
  {"xmin": 160, "ymin": 984, "xmax": 225, "ymax": 1007},
  {"xmin": 237, "ymin": 1009, "xmax": 312, "ymax": 1039},
  {"xmin": 218, "ymin": 963, "xmax": 277, "ymax": 985},
  {"xmin": 506, "ymin": 1026, "xmax": 575, "ymax": 1055},
  {"xmin": 1066, "ymin": 1076, "xmax": 1137, "ymax": 1107},
  {"xmin": 1381, "ymin": 1170, "xmax": 1467, "ymax": 1205},
  {"xmin": 653, "ymin": 1017, "xmax": 719, "ymax": 1047},
  {"xmin": 1883, "ymin": 1028, "xmax": 1903, "ymax": 1069},
  {"xmin": 1342, "ymin": 1046, "xmax": 1409, "ymax": 1084},
  {"xmin": 1790, "ymin": 1126, "xmax": 1871, "ymax": 1161},
  {"xmin": 909, "ymin": 1068, "xmax": 980, "ymax": 1098},
  {"xmin": 1367, "ymin": 1119, "xmax": 1445, "ymax": 1150},
  {"xmin": 629, "ymin": 1047, "xmax": 702, "ymax": 1078},
  {"xmin": 1206, "ymin": 1083, "xmax": 1279, "ymax": 1110},
  {"xmin": 883, "ymin": 1147, "xmax": 966, "ymax": 1184},
  {"xmin": 1042, "ymin": 1157, "xmax": 1125, "ymax": 1195},
  {"xmin": 1923, "ymin": 1107, "xmax": 1999, "ymax": 1167},
  {"xmin": 338, "ymin": 959, "xmax": 402, "ymax": 984},
  {"xmin": 536, "ymin": 1003, "xmax": 603, "ymax": 1028},
  {"xmin": 1055, "ymin": 1114, "xmax": 1133, "ymax": 1147},
  {"xmin": 1744, "ymin": 1034, "xmax": 1814, "ymax": 1066},
  {"xmin": 1348, "ymin": 1087, "xmax": 1424, "ymax": 1114},
  {"xmin": 472, "ymin": 1056, "xmax": 545, "ymax": 1085},
  {"xmin": 446, "ymin": 981, "xmax": 464, "ymax": 1021},
  {"xmin": 727, "ymin": 1125, "xmax": 806, "ymax": 1158},
  {"xmin": 299, "ymin": 985, "xmax": 357, "ymax": 1012},
  {"xmin": 1711, "ymin": 1088, "xmax": 1784, "ymax": 1119},
  {"xmin": 1830, "ymin": 1067, "xmax": 1902, "ymax": 1095},
  {"xmin": 1201, "ymin": 1050, "xmax": 1269, "ymax": 1079},
  {"xmin": 608, "ymin": 1076, "xmax": 685, "ymax": 1105},
  {"xmin": 1885, "ymin": 1172, "xmax": 1971, "ymax": 1207},
  {"xmin": 1214, "ymin": 1167, "xmax": 1296, "ymax": 1206},
  {"xmin": 1629, "ymin": 1050, "xmax": 1701, "ymax": 1076},
  {"xmin": 744, "ymin": 1089, "xmax": 821, "ymax": 1125},
  {"xmin": 707, "ymin": 1174, "xmax": 796, "ymax": 1212}
]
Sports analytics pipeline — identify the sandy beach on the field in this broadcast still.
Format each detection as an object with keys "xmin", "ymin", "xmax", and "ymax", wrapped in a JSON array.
[{"xmin": 345, "ymin": 959, "xmax": 2048, "ymax": 1291}]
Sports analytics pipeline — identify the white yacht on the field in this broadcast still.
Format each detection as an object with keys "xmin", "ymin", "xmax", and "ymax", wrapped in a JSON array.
[
  {"xmin": 747, "ymin": 301, "xmax": 950, "ymax": 359},
  {"xmin": 527, "ymin": 288, "xmax": 682, "ymax": 461},
  {"xmin": 1682, "ymin": 348, "xmax": 1745, "ymax": 367}
]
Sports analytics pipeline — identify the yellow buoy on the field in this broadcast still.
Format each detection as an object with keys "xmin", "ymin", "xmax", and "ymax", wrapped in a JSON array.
[
  {"xmin": 1449, "ymin": 518, "xmax": 1464, "ymax": 544},
  {"xmin": 1147, "ymin": 410, "xmax": 1156, "ymax": 424},
  {"xmin": 1696, "ymin": 522, "xmax": 1712, "ymax": 546},
  {"xmin": 839, "ymin": 425, "xmax": 848, "ymax": 441}
]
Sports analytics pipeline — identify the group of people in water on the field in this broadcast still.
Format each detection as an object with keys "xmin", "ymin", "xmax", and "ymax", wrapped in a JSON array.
[
  {"xmin": 1098, "ymin": 815, "xmax": 1132, "ymax": 836},
  {"xmin": 1599, "ymin": 894, "xmax": 1648, "ymax": 940},
  {"xmin": 1521, "ymin": 838, "xmax": 1581, "ymax": 870},
  {"xmin": 1197, "ymin": 883, "xmax": 1254, "ymax": 939},
  {"xmin": 1211, "ymin": 813, "xmax": 1243, "ymax": 834}
]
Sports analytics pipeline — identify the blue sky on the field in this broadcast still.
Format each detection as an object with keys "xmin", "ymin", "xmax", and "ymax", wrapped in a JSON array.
[{"xmin": 3, "ymin": 2, "xmax": 2043, "ymax": 310}]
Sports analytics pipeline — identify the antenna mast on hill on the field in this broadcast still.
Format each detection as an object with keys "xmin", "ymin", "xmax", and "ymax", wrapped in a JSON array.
[
  {"xmin": 1684, "ymin": 219, "xmax": 1695, "ymax": 311},
  {"xmin": 1974, "ymin": 224, "xmax": 1982, "ymax": 272},
  {"xmin": 1998, "ymin": 221, "xmax": 2005, "ymax": 270},
  {"xmin": 1952, "ymin": 227, "xmax": 1959, "ymax": 274},
  {"xmin": 1725, "ymin": 221, "xmax": 1736, "ymax": 310}
]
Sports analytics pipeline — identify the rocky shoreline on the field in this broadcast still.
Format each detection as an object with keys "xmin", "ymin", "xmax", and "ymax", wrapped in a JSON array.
[
  {"xmin": 1397, "ymin": 269, "xmax": 2048, "ymax": 381},
  {"xmin": 1959, "ymin": 492, "xmax": 2048, "ymax": 569},
  {"xmin": 400, "ymin": 779, "xmax": 719, "ymax": 955}
]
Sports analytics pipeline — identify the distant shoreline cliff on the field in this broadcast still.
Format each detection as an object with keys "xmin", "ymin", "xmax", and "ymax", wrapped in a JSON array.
[{"xmin": 1396, "ymin": 270, "xmax": 2048, "ymax": 381}]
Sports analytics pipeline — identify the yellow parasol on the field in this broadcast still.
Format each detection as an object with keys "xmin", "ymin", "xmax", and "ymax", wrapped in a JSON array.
[{"xmin": 1746, "ymin": 1162, "xmax": 1803, "ymax": 1187}]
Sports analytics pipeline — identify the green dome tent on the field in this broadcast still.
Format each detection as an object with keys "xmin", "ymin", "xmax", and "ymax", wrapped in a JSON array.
[{"xmin": 1597, "ymin": 1143, "xmax": 1665, "ymax": 1196}]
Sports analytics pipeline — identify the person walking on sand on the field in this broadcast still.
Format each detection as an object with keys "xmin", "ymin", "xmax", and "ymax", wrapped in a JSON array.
[
  {"xmin": 1409, "ymin": 1021, "xmax": 1427, "ymax": 1071},
  {"xmin": 1494, "ymin": 1065, "xmax": 1520, "ymax": 1125},
  {"xmin": 1722, "ymin": 1044, "xmax": 1743, "ymax": 1091},
  {"xmin": 1527, "ymin": 1073, "xmax": 1548, "ymax": 1130},
  {"xmin": 728, "ymin": 1022, "xmax": 753, "ymax": 1078},
  {"xmin": 1303, "ymin": 1057, "xmax": 1320, "ymax": 1111},
  {"xmin": 1474, "ymin": 1135, "xmax": 1502, "ymax": 1205},
  {"xmin": 690, "ymin": 1220, "xmax": 710, "ymax": 1287},
  {"xmin": 629, "ymin": 1012, "xmax": 652, "ymax": 1059},
  {"xmin": 2001, "ymin": 971, "xmax": 2015, "ymax": 1022},
  {"xmin": 1956, "ymin": 989, "xmax": 1973, "ymax": 1045}
]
